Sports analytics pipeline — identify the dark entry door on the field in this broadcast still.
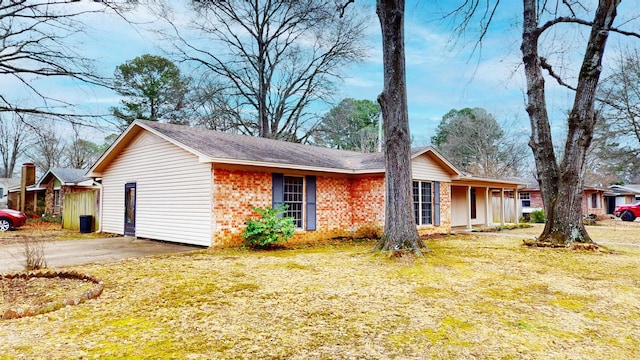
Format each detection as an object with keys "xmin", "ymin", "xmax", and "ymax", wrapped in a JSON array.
[
  {"xmin": 606, "ymin": 196, "xmax": 616, "ymax": 214},
  {"xmin": 124, "ymin": 183, "xmax": 136, "ymax": 236}
]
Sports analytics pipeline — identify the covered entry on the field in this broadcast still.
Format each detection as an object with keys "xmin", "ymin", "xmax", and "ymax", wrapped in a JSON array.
[{"xmin": 451, "ymin": 177, "xmax": 524, "ymax": 231}]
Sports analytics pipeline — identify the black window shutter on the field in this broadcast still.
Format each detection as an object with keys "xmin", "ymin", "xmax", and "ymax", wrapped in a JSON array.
[
  {"xmin": 272, "ymin": 173, "xmax": 284, "ymax": 209},
  {"xmin": 306, "ymin": 176, "xmax": 316, "ymax": 231},
  {"xmin": 434, "ymin": 181, "xmax": 441, "ymax": 226}
]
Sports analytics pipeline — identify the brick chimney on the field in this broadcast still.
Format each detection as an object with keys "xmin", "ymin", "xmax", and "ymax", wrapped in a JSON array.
[{"xmin": 20, "ymin": 163, "xmax": 36, "ymax": 213}]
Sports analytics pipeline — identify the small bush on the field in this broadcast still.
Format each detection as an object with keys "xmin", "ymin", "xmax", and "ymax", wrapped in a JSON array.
[
  {"xmin": 243, "ymin": 205, "xmax": 295, "ymax": 249},
  {"xmin": 530, "ymin": 209, "xmax": 546, "ymax": 223},
  {"xmin": 21, "ymin": 236, "xmax": 47, "ymax": 270}
]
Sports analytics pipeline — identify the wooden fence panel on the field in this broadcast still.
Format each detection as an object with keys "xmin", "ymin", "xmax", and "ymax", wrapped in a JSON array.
[
  {"xmin": 491, "ymin": 196, "xmax": 517, "ymax": 223},
  {"xmin": 62, "ymin": 191, "xmax": 99, "ymax": 231}
]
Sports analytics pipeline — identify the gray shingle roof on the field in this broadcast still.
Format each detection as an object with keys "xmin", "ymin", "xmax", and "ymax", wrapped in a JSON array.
[
  {"xmin": 141, "ymin": 120, "xmax": 390, "ymax": 171},
  {"xmin": 47, "ymin": 168, "xmax": 90, "ymax": 184}
]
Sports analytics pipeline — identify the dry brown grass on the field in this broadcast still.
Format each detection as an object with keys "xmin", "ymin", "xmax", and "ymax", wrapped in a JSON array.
[
  {"xmin": 1, "ymin": 225, "xmax": 639, "ymax": 359},
  {"xmin": 0, "ymin": 220, "xmax": 114, "ymax": 245}
]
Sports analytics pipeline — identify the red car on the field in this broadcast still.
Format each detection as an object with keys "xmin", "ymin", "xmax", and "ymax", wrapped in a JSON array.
[
  {"xmin": 614, "ymin": 202, "xmax": 640, "ymax": 222},
  {"xmin": 0, "ymin": 209, "xmax": 27, "ymax": 231}
]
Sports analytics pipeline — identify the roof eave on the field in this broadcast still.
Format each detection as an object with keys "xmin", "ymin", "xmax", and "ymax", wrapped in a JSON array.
[{"xmin": 202, "ymin": 156, "xmax": 385, "ymax": 174}]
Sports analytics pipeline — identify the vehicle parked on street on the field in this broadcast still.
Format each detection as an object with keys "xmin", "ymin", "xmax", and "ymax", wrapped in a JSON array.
[
  {"xmin": 0, "ymin": 209, "xmax": 27, "ymax": 231},
  {"xmin": 614, "ymin": 202, "xmax": 640, "ymax": 222}
]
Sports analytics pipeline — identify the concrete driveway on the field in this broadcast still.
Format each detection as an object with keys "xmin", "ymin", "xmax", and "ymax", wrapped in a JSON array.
[{"xmin": 0, "ymin": 237, "xmax": 201, "ymax": 273}]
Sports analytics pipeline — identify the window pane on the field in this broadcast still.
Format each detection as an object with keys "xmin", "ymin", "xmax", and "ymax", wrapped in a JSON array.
[
  {"xmin": 284, "ymin": 176, "xmax": 304, "ymax": 228},
  {"xmin": 422, "ymin": 182, "xmax": 432, "ymax": 224}
]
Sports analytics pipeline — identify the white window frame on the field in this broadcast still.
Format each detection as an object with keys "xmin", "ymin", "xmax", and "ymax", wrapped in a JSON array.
[
  {"xmin": 413, "ymin": 180, "xmax": 433, "ymax": 226},
  {"xmin": 283, "ymin": 176, "xmax": 304, "ymax": 228}
]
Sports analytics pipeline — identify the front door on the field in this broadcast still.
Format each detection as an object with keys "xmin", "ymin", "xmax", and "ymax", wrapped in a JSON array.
[{"xmin": 124, "ymin": 183, "xmax": 136, "ymax": 236}]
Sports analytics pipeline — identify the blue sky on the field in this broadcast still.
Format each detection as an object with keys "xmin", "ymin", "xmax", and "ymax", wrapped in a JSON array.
[{"xmin": 7, "ymin": 0, "xmax": 636, "ymax": 146}]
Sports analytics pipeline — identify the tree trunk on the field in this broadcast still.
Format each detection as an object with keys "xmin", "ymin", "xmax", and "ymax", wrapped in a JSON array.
[
  {"xmin": 374, "ymin": 0, "xmax": 426, "ymax": 253},
  {"xmin": 522, "ymin": 0, "xmax": 620, "ymax": 245}
]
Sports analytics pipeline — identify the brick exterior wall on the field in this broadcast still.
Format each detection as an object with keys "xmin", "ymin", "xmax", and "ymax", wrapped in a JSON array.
[
  {"xmin": 416, "ymin": 181, "xmax": 452, "ymax": 236},
  {"xmin": 521, "ymin": 191, "xmax": 544, "ymax": 209},
  {"xmin": 582, "ymin": 190, "xmax": 605, "ymax": 216},
  {"xmin": 350, "ymin": 176, "xmax": 385, "ymax": 237},
  {"xmin": 210, "ymin": 168, "xmax": 453, "ymax": 247},
  {"xmin": 212, "ymin": 168, "xmax": 272, "ymax": 247}
]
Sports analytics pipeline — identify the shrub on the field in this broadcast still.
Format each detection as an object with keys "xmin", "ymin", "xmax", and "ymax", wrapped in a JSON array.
[
  {"xmin": 21, "ymin": 236, "xmax": 47, "ymax": 270},
  {"xmin": 530, "ymin": 209, "xmax": 546, "ymax": 223},
  {"xmin": 243, "ymin": 205, "xmax": 295, "ymax": 249}
]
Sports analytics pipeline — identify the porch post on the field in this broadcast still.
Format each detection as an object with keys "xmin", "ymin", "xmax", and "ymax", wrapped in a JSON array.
[
  {"xmin": 466, "ymin": 186, "xmax": 472, "ymax": 230},
  {"xmin": 484, "ymin": 187, "xmax": 490, "ymax": 226},
  {"xmin": 500, "ymin": 188, "xmax": 505, "ymax": 226},
  {"xmin": 514, "ymin": 187, "xmax": 519, "ymax": 224}
]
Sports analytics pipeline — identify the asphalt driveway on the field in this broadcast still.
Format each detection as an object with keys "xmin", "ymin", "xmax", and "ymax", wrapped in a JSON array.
[{"xmin": 0, "ymin": 237, "xmax": 200, "ymax": 273}]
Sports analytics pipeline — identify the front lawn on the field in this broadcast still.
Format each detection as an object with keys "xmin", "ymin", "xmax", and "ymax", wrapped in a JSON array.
[{"xmin": 1, "ymin": 229, "xmax": 639, "ymax": 359}]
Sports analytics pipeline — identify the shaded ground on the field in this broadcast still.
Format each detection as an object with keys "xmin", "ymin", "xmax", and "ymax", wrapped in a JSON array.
[{"xmin": 1, "ymin": 227, "xmax": 639, "ymax": 359}]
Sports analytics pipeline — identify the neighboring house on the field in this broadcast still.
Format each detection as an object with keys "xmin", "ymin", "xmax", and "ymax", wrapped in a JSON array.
[
  {"xmin": 7, "ymin": 163, "xmax": 43, "ymax": 215},
  {"xmin": 35, "ymin": 168, "xmax": 101, "ymax": 230},
  {"xmin": 517, "ymin": 180, "xmax": 608, "ymax": 217},
  {"xmin": 516, "ymin": 180, "xmax": 545, "ymax": 219},
  {"xmin": 605, "ymin": 184, "xmax": 640, "ymax": 214},
  {"xmin": 0, "ymin": 178, "xmax": 20, "ymax": 209},
  {"xmin": 87, "ymin": 120, "xmax": 524, "ymax": 247}
]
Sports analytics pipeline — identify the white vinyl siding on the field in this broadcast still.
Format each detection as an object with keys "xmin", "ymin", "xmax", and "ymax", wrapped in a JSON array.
[
  {"xmin": 412, "ymin": 155, "xmax": 452, "ymax": 182},
  {"xmin": 101, "ymin": 132, "xmax": 212, "ymax": 246}
]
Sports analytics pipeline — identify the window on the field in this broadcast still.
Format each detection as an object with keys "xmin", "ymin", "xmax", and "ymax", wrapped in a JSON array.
[
  {"xmin": 520, "ymin": 192, "xmax": 531, "ymax": 207},
  {"xmin": 413, "ymin": 181, "xmax": 432, "ymax": 225},
  {"xmin": 272, "ymin": 174, "xmax": 316, "ymax": 231},
  {"xmin": 591, "ymin": 193, "xmax": 598, "ymax": 208},
  {"xmin": 0, "ymin": 188, "xmax": 3, "ymax": 198},
  {"xmin": 284, "ymin": 176, "xmax": 304, "ymax": 228}
]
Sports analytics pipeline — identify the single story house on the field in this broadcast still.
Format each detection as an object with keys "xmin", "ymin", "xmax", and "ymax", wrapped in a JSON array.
[
  {"xmin": 35, "ymin": 167, "xmax": 101, "ymax": 230},
  {"xmin": 8, "ymin": 165, "xmax": 100, "ymax": 229},
  {"xmin": 0, "ymin": 177, "xmax": 20, "ymax": 209},
  {"xmin": 518, "ymin": 180, "xmax": 608, "ymax": 217},
  {"xmin": 605, "ymin": 184, "xmax": 640, "ymax": 214},
  {"xmin": 87, "ymin": 120, "xmax": 524, "ymax": 247},
  {"xmin": 7, "ymin": 163, "xmax": 43, "ymax": 215}
]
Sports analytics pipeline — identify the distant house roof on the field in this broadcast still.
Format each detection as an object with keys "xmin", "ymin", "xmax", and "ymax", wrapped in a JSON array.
[
  {"xmin": 37, "ymin": 167, "xmax": 94, "ymax": 187},
  {"xmin": 88, "ymin": 120, "xmax": 463, "ymax": 176},
  {"xmin": 0, "ymin": 178, "xmax": 21, "ymax": 189},
  {"xmin": 608, "ymin": 184, "xmax": 640, "ymax": 195},
  {"xmin": 519, "ymin": 179, "xmax": 608, "ymax": 192}
]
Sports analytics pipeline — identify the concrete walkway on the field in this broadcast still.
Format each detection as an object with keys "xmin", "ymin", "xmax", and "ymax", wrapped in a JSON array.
[{"xmin": 0, "ymin": 237, "xmax": 201, "ymax": 273}]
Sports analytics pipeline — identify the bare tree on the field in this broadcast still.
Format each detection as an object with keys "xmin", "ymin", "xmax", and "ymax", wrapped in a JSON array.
[
  {"xmin": 64, "ymin": 125, "xmax": 102, "ymax": 170},
  {"xmin": 432, "ymin": 108, "xmax": 528, "ymax": 178},
  {"xmin": 0, "ymin": 1, "xmax": 131, "ymax": 120},
  {"xmin": 162, "ymin": 0, "xmax": 368, "ymax": 142},
  {"xmin": 374, "ymin": 0, "xmax": 426, "ymax": 253},
  {"xmin": 596, "ymin": 47, "xmax": 640, "ymax": 182},
  {"xmin": 451, "ymin": 0, "xmax": 639, "ymax": 245},
  {"xmin": 0, "ymin": 114, "xmax": 32, "ymax": 178},
  {"xmin": 520, "ymin": 0, "xmax": 627, "ymax": 245},
  {"xmin": 28, "ymin": 121, "xmax": 66, "ymax": 174},
  {"xmin": 584, "ymin": 112, "xmax": 640, "ymax": 185},
  {"xmin": 190, "ymin": 77, "xmax": 246, "ymax": 134}
]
